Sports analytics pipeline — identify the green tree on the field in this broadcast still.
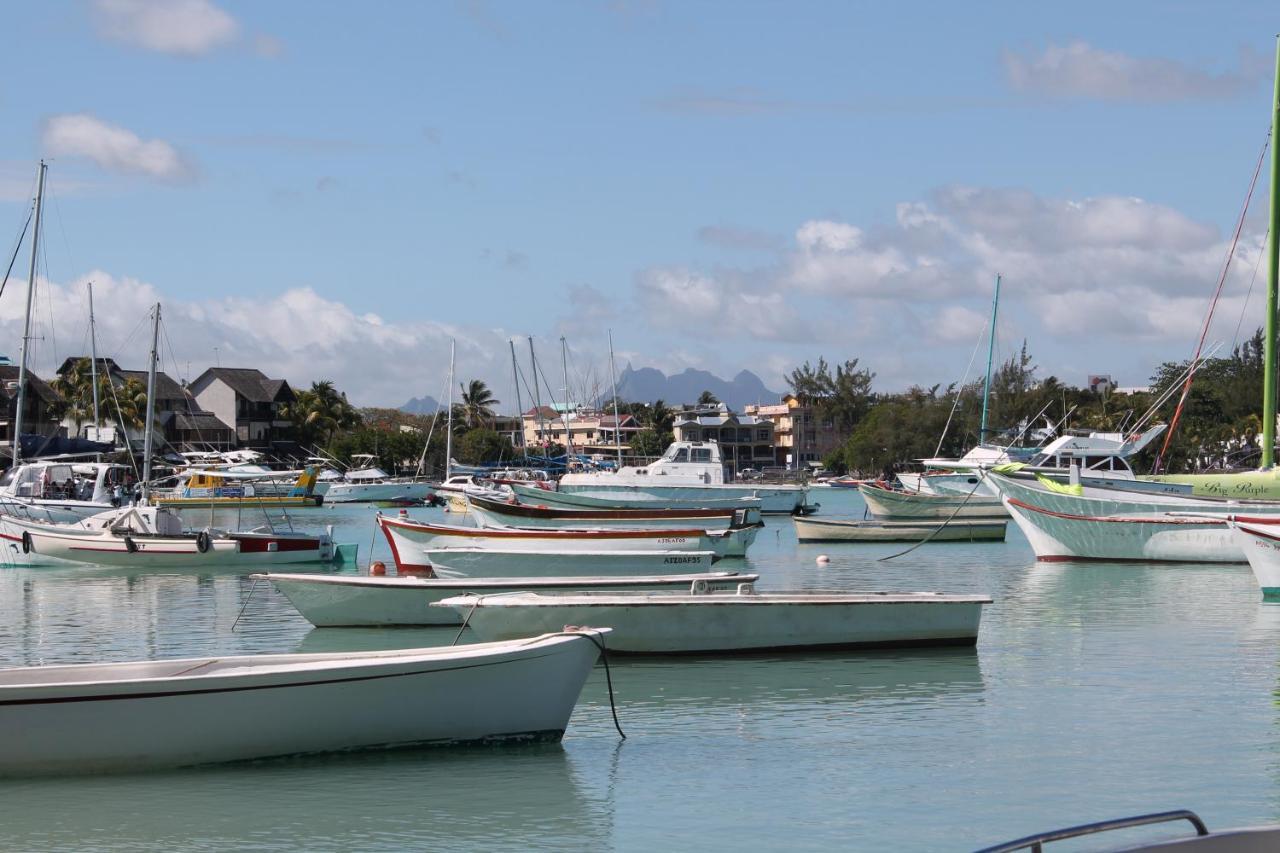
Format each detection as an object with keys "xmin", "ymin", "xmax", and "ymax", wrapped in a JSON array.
[
  {"xmin": 459, "ymin": 379, "xmax": 499, "ymax": 429},
  {"xmin": 287, "ymin": 380, "xmax": 362, "ymax": 446},
  {"xmin": 457, "ymin": 428, "xmax": 511, "ymax": 464},
  {"xmin": 629, "ymin": 429, "xmax": 668, "ymax": 457},
  {"xmin": 696, "ymin": 390, "xmax": 719, "ymax": 407}
]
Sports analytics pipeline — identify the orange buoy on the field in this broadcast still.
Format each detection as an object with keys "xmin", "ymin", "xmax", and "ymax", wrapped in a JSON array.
[{"xmin": 370, "ymin": 560, "xmax": 387, "ymax": 576}]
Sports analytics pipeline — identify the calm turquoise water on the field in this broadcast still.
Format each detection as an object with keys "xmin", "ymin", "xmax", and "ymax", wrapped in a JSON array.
[{"xmin": 1, "ymin": 490, "xmax": 1277, "ymax": 851}]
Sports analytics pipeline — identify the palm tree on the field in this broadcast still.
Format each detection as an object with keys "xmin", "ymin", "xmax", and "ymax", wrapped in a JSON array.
[
  {"xmin": 459, "ymin": 379, "xmax": 499, "ymax": 429},
  {"xmin": 696, "ymin": 390, "xmax": 720, "ymax": 407},
  {"xmin": 286, "ymin": 381, "xmax": 362, "ymax": 447},
  {"xmin": 105, "ymin": 377, "xmax": 149, "ymax": 431}
]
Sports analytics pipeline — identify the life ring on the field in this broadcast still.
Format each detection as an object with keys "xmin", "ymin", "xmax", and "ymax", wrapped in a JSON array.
[
  {"xmin": 124, "ymin": 536, "xmax": 138, "ymax": 553},
  {"xmin": 21, "ymin": 531, "xmax": 32, "ymax": 554},
  {"xmin": 196, "ymin": 530, "xmax": 211, "ymax": 553}
]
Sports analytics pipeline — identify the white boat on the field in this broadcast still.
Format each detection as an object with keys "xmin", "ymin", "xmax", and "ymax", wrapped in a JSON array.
[
  {"xmin": 558, "ymin": 441, "xmax": 809, "ymax": 514},
  {"xmin": 422, "ymin": 547, "xmax": 719, "ymax": 578},
  {"xmin": 976, "ymin": 808, "xmax": 1280, "ymax": 852},
  {"xmin": 323, "ymin": 456, "xmax": 434, "ymax": 504},
  {"xmin": 436, "ymin": 583, "xmax": 991, "ymax": 653},
  {"xmin": 0, "ymin": 460, "xmax": 135, "ymax": 521},
  {"xmin": 378, "ymin": 514, "xmax": 752, "ymax": 567},
  {"xmin": 467, "ymin": 493, "xmax": 761, "ymax": 531},
  {"xmin": 262, "ymin": 570, "xmax": 761, "ymax": 626},
  {"xmin": 1227, "ymin": 518, "xmax": 1280, "ymax": 599},
  {"xmin": 4, "ymin": 505, "xmax": 343, "ymax": 568},
  {"xmin": 0, "ymin": 631, "xmax": 604, "ymax": 776},
  {"xmin": 859, "ymin": 483, "xmax": 1008, "ymax": 519},
  {"xmin": 508, "ymin": 482, "xmax": 764, "ymax": 512},
  {"xmin": 794, "ymin": 517, "xmax": 1007, "ymax": 542},
  {"xmin": 433, "ymin": 474, "xmax": 507, "ymax": 513}
]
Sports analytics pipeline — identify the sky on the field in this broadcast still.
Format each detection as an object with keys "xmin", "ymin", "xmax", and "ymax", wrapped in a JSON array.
[{"xmin": 1, "ymin": 1, "xmax": 1278, "ymax": 410}]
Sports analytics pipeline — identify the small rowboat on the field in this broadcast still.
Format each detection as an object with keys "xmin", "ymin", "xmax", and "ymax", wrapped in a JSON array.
[
  {"xmin": 859, "ymin": 483, "xmax": 1008, "ymax": 520},
  {"xmin": 794, "ymin": 517, "xmax": 1007, "ymax": 542},
  {"xmin": 466, "ymin": 494, "xmax": 762, "ymax": 531},
  {"xmin": 378, "ymin": 514, "xmax": 753, "ymax": 569},
  {"xmin": 421, "ymin": 547, "xmax": 719, "ymax": 578},
  {"xmin": 437, "ymin": 583, "xmax": 991, "ymax": 654},
  {"xmin": 262, "ymin": 570, "xmax": 760, "ymax": 626},
  {"xmin": 0, "ymin": 631, "xmax": 605, "ymax": 776}
]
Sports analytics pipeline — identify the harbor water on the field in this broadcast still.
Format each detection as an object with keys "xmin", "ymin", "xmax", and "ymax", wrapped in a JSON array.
[{"xmin": 0, "ymin": 488, "xmax": 1277, "ymax": 850}]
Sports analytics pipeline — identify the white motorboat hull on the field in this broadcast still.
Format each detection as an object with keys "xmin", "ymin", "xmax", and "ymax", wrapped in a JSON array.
[
  {"xmin": 859, "ymin": 484, "xmax": 1008, "ymax": 519},
  {"xmin": 323, "ymin": 481, "xmax": 434, "ymax": 504},
  {"xmin": 423, "ymin": 547, "xmax": 719, "ymax": 578},
  {"xmin": 556, "ymin": 483, "xmax": 806, "ymax": 514},
  {"xmin": 438, "ymin": 590, "xmax": 990, "ymax": 653},
  {"xmin": 508, "ymin": 483, "xmax": 763, "ymax": 512},
  {"xmin": 794, "ymin": 517, "xmax": 1007, "ymax": 542},
  {"xmin": 265, "ymin": 571, "xmax": 759, "ymax": 626},
  {"xmin": 1001, "ymin": 496, "xmax": 1239, "ymax": 563},
  {"xmin": 0, "ymin": 632, "xmax": 602, "ymax": 776},
  {"xmin": 379, "ymin": 516, "xmax": 745, "ymax": 565}
]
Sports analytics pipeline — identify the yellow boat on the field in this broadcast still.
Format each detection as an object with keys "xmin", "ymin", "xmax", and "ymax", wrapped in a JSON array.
[{"xmin": 153, "ymin": 468, "xmax": 323, "ymax": 509}]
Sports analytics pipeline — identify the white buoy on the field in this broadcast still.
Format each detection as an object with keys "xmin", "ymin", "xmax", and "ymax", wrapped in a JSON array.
[{"xmin": 816, "ymin": 555, "xmax": 830, "ymax": 565}]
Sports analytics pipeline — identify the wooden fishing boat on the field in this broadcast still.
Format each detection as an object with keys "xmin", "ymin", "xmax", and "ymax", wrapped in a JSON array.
[
  {"xmin": 507, "ymin": 482, "xmax": 764, "ymax": 512},
  {"xmin": 421, "ymin": 547, "xmax": 719, "ymax": 578},
  {"xmin": 1227, "ymin": 517, "xmax": 1280, "ymax": 599},
  {"xmin": 378, "ymin": 514, "xmax": 752, "ymax": 568},
  {"xmin": 0, "ymin": 631, "xmax": 605, "ymax": 776},
  {"xmin": 436, "ymin": 583, "xmax": 991, "ymax": 653},
  {"xmin": 262, "ymin": 570, "xmax": 760, "ymax": 626},
  {"xmin": 859, "ymin": 482, "xmax": 1008, "ymax": 520},
  {"xmin": 3, "ymin": 505, "xmax": 345, "ymax": 568},
  {"xmin": 467, "ymin": 493, "xmax": 761, "ymax": 531},
  {"xmin": 794, "ymin": 517, "xmax": 1007, "ymax": 542}
]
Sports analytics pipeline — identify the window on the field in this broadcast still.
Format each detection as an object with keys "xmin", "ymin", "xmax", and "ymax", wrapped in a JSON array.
[
  {"xmin": 691, "ymin": 448, "xmax": 712, "ymax": 463},
  {"xmin": 671, "ymin": 448, "xmax": 689, "ymax": 463},
  {"xmin": 757, "ymin": 429, "xmax": 769, "ymax": 441}
]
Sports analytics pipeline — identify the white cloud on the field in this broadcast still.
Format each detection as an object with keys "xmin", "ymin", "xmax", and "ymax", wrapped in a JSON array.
[
  {"xmin": 633, "ymin": 267, "xmax": 813, "ymax": 343},
  {"xmin": 43, "ymin": 114, "xmax": 194, "ymax": 182},
  {"xmin": 1003, "ymin": 41, "xmax": 1266, "ymax": 102},
  {"xmin": 92, "ymin": 0, "xmax": 239, "ymax": 56}
]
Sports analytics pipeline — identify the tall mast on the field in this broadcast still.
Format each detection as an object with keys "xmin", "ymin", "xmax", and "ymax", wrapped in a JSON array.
[
  {"xmin": 88, "ymin": 282, "xmax": 101, "ymax": 432},
  {"xmin": 979, "ymin": 273, "xmax": 1002, "ymax": 444},
  {"xmin": 509, "ymin": 339, "xmax": 525, "ymax": 458},
  {"xmin": 141, "ymin": 303, "xmax": 160, "ymax": 502},
  {"xmin": 560, "ymin": 336, "xmax": 573, "ymax": 457},
  {"xmin": 528, "ymin": 337, "xmax": 545, "ymax": 451},
  {"xmin": 608, "ymin": 328, "xmax": 623, "ymax": 466},
  {"xmin": 11, "ymin": 161, "xmax": 47, "ymax": 467},
  {"xmin": 1262, "ymin": 36, "xmax": 1280, "ymax": 469},
  {"xmin": 445, "ymin": 339, "xmax": 455, "ymax": 480}
]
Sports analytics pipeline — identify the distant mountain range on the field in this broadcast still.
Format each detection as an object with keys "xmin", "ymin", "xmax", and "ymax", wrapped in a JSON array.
[
  {"xmin": 399, "ymin": 394, "xmax": 442, "ymax": 415},
  {"xmin": 612, "ymin": 366, "xmax": 783, "ymax": 410}
]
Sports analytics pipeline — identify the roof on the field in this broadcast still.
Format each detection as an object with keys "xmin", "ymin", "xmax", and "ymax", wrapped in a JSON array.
[
  {"xmin": 0, "ymin": 366, "xmax": 62, "ymax": 404},
  {"xmin": 117, "ymin": 370, "xmax": 187, "ymax": 402},
  {"xmin": 57, "ymin": 356, "xmax": 120, "ymax": 376},
  {"xmin": 171, "ymin": 411, "xmax": 235, "ymax": 433},
  {"xmin": 522, "ymin": 406, "xmax": 561, "ymax": 420},
  {"xmin": 193, "ymin": 368, "xmax": 294, "ymax": 403}
]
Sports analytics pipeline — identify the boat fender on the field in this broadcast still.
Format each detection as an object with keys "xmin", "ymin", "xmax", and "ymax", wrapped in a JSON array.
[
  {"xmin": 196, "ymin": 531, "xmax": 211, "ymax": 553},
  {"xmin": 124, "ymin": 535, "xmax": 138, "ymax": 553},
  {"xmin": 20, "ymin": 531, "xmax": 32, "ymax": 554}
]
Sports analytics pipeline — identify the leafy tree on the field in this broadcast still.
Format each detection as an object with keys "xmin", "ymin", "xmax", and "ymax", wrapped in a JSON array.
[
  {"xmin": 459, "ymin": 379, "xmax": 499, "ymax": 428},
  {"xmin": 286, "ymin": 380, "xmax": 361, "ymax": 446},
  {"xmin": 629, "ymin": 429, "xmax": 668, "ymax": 457},
  {"xmin": 696, "ymin": 390, "xmax": 719, "ymax": 407},
  {"xmin": 456, "ymin": 428, "xmax": 511, "ymax": 464},
  {"xmin": 786, "ymin": 356, "xmax": 876, "ymax": 432}
]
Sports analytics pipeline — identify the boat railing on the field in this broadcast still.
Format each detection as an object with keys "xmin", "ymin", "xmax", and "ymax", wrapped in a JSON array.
[{"xmin": 973, "ymin": 809, "xmax": 1209, "ymax": 853}]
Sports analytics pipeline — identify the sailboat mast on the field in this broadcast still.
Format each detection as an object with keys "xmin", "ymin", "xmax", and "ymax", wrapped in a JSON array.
[
  {"xmin": 88, "ymin": 282, "xmax": 101, "ymax": 432},
  {"xmin": 528, "ymin": 337, "xmax": 545, "ymax": 451},
  {"xmin": 141, "ymin": 303, "xmax": 160, "ymax": 502},
  {"xmin": 11, "ymin": 161, "xmax": 46, "ymax": 467},
  {"xmin": 560, "ymin": 336, "xmax": 573, "ymax": 457},
  {"xmin": 979, "ymin": 273, "xmax": 1002, "ymax": 444},
  {"xmin": 509, "ymin": 339, "xmax": 525, "ymax": 457},
  {"xmin": 1263, "ymin": 37, "xmax": 1280, "ymax": 470},
  {"xmin": 445, "ymin": 339, "xmax": 455, "ymax": 480},
  {"xmin": 608, "ymin": 328, "xmax": 623, "ymax": 466}
]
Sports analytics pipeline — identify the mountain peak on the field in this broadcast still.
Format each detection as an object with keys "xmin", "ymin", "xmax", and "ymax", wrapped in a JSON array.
[{"xmin": 612, "ymin": 365, "xmax": 782, "ymax": 410}]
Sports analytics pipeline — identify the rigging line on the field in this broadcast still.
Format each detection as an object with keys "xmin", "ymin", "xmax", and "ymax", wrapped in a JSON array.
[
  {"xmin": 160, "ymin": 316, "xmax": 213, "ymax": 454},
  {"xmin": 1154, "ymin": 128, "xmax": 1270, "ymax": 474},
  {"xmin": 0, "ymin": 208, "xmax": 32, "ymax": 303},
  {"xmin": 38, "ymin": 219, "xmax": 58, "ymax": 370},
  {"xmin": 934, "ymin": 315, "xmax": 990, "ymax": 458},
  {"xmin": 1231, "ymin": 227, "xmax": 1269, "ymax": 351},
  {"xmin": 104, "ymin": 311, "xmax": 149, "ymax": 360}
]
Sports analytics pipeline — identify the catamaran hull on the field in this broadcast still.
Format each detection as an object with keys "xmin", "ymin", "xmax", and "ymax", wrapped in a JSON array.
[
  {"xmin": 556, "ymin": 483, "xmax": 806, "ymax": 514},
  {"xmin": 0, "ymin": 633, "xmax": 601, "ymax": 776},
  {"xmin": 265, "ymin": 571, "xmax": 759, "ymax": 627},
  {"xmin": 1002, "ymin": 497, "xmax": 1241, "ymax": 563},
  {"xmin": 438, "ymin": 593, "xmax": 989, "ymax": 653}
]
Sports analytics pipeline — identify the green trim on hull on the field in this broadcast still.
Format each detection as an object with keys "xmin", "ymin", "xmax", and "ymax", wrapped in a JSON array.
[
  {"xmin": 1141, "ymin": 471, "xmax": 1280, "ymax": 500},
  {"xmin": 1262, "ymin": 587, "xmax": 1280, "ymax": 602}
]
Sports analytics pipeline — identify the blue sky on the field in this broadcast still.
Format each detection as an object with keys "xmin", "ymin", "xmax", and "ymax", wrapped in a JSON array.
[{"xmin": 2, "ymin": 1, "xmax": 1278, "ymax": 408}]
